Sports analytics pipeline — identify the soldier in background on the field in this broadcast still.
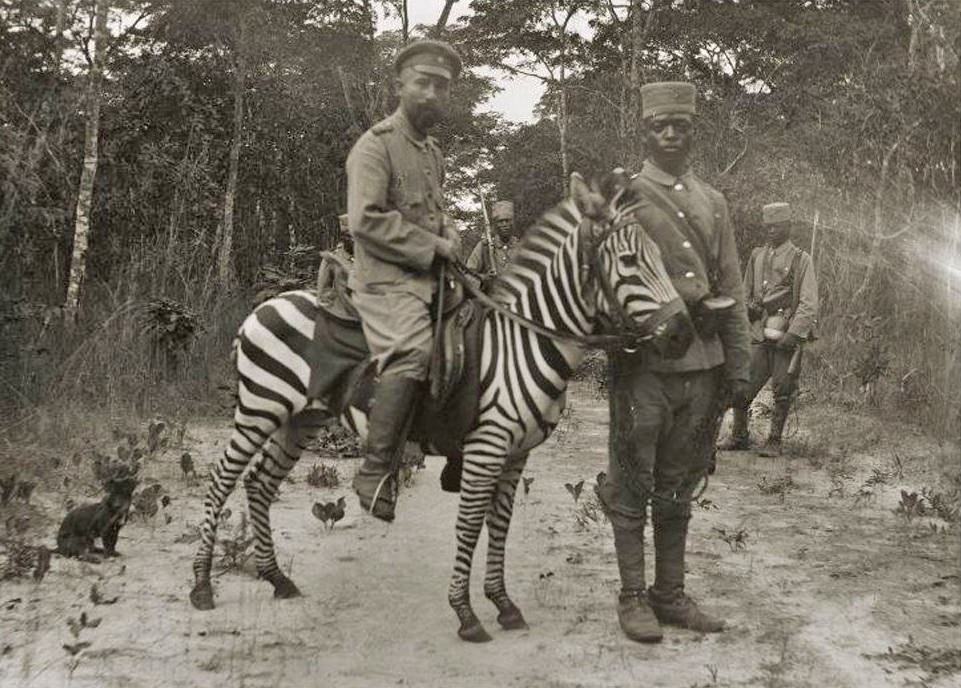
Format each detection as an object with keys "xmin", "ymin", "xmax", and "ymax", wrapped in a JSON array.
[
  {"xmin": 718, "ymin": 202, "xmax": 818, "ymax": 456},
  {"xmin": 466, "ymin": 200, "xmax": 520, "ymax": 290}
]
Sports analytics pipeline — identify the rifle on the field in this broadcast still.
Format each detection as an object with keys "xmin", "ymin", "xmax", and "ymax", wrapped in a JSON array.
[{"xmin": 476, "ymin": 187, "xmax": 497, "ymax": 276}]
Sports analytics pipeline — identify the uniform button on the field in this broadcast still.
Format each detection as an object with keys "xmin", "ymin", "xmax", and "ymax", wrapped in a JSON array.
[
  {"xmin": 762, "ymin": 280, "xmax": 769, "ymax": 286},
  {"xmin": 673, "ymin": 183, "xmax": 684, "ymax": 191},
  {"xmin": 682, "ymin": 240, "xmax": 692, "ymax": 248},
  {"xmin": 677, "ymin": 211, "xmax": 685, "ymax": 218},
  {"xmin": 425, "ymin": 169, "xmax": 432, "ymax": 175},
  {"xmin": 685, "ymin": 271, "xmax": 695, "ymax": 278}
]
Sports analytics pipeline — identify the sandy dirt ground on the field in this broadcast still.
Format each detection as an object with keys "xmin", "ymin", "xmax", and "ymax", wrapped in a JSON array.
[{"xmin": 1, "ymin": 383, "xmax": 959, "ymax": 688}]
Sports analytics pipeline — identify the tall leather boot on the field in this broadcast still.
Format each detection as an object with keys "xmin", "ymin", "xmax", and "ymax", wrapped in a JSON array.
[
  {"xmin": 649, "ymin": 506, "xmax": 724, "ymax": 633},
  {"xmin": 352, "ymin": 376, "xmax": 421, "ymax": 522},
  {"xmin": 758, "ymin": 401, "xmax": 789, "ymax": 457},
  {"xmin": 612, "ymin": 521, "xmax": 663, "ymax": 643},
  {"xmin": 717, "ymin": 406, "xmax": 750, "ymax": 451}
]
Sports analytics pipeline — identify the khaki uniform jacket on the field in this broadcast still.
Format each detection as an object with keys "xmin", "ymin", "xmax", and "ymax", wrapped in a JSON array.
[
  {"xmin": 627, "ymin": 160, "xmax": 752, "ymax": 382},
  {"xmin": 744, "ymin": 240, "xmax": 818, "ymax": 342},
  {"xmin": 346, "ymin": 108, "xmax": 451, "ymax": 302},
  {"xmin": 465, "ymin": 236, "xmax": 520, "ymax": 275}
]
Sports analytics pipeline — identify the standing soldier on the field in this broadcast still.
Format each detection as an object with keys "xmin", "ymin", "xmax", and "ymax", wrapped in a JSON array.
[
  {"xmin": 718, "ymin": 202, "xmax": 818, "ymax": 456},
  {"xmin": 346, "ymin": 40, "xmax": 463, "ymax": 522},
  {"xmin": 466, "ymin": 200, "xmax": 520, "ymax": 289},
  {"xmin": 595, "ymin": 81, "xmax": 752, "ymax": 643}
]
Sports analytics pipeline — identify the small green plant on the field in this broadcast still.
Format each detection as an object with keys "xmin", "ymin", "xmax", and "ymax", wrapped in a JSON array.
[
  {"xmin": 895, "ymin": 490, "xmax": 926, "ymax": 520},
  {"xmin": 572, "ymin": 494, "xmax": 606, "ymax": 530},
  {"xmin": 921, "ymin": 485, "xmax": 960, "ymax": 524},
  {"xmin": 758, "ymin": 474, "xmax": 796, "ymax": 502},
  {"xmin": 713, "ymin": 526, "xmax": 749, "ymax": 552},
  {"xmin": 306, "ymin": 463, "xmax": 340, "ymax": 489},
  {"xmin": 216, "ymin": 513, "xmax": 254, "ymax": 573}
]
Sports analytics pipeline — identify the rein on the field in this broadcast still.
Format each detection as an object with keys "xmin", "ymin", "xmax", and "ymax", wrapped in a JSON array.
[{"xmin": 448, "ymin": 231, "xmax": 681, "ymax": 353}]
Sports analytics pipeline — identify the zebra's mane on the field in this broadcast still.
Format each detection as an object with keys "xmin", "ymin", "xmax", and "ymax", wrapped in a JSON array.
[{"xmin": 488, "ymin": 197, "xmax": 584, "ymax": 306}]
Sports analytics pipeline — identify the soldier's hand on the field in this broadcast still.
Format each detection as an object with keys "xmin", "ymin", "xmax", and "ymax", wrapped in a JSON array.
[
  {"xmin": 435, "ymin": 238, "xmax": 458, "ymax": 263},
  {"xmin": 776, "ymin": 332, "xmax": 802, "ymax": 350}
]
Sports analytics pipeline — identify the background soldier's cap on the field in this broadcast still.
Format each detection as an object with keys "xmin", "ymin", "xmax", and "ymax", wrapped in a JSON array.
[
  {"xmin": 394, "ymin": 40, "xmax": 462, "ymax": 80},
  {"xmin": 491, "ymin": 200, "xmax": 514, "ymax": 221},
  {"xmin": 641, "ymin": 81, "xmax": 697, "ymax": 119},
  {"xmin": 762, "ymin": 202, "xmax": 792, "ymax": 225},
  {"xmin": 337, "ymin": 213, "xmax": 350, "ymax": 233}
]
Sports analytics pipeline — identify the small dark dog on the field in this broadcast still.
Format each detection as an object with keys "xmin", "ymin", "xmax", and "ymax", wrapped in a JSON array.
[{"xmin": 56, "ymin": 481, "xmax": 135, "ymax": 562}]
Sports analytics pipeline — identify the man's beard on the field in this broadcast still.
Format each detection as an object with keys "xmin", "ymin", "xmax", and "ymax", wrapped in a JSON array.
[{"xmin": 409, "ymin": 104, "xmax": 444, "ymax": 132}]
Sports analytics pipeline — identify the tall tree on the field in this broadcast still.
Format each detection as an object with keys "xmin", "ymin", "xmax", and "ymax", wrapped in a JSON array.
[
  {"xmin": 64, "ymin": 0, "xmax": 109, "ymax": 322},
  {"xmin": 464, "ymin": 0, "xmax": 596, "ymax": 184}
]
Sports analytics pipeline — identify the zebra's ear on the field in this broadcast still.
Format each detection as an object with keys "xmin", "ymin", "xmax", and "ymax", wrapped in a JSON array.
[
  {"xmin": 569, "ymin": 172, "xmax": 604, "ymax": 219},
  {"xmin": 569, "ymin": 172, "xmax": 590, "ymax": 207}
]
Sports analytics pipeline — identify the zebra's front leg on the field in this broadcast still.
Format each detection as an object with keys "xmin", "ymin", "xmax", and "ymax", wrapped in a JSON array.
[
  {"xmin": 484, "ymin": 453, "xmax": 529, "ymax": 631},
  {"xmin": 243, "ymin": 417, "xmax": 314, "ymax": 600},
  {"xmin": 448, "ymin": 453, "xmax": 501, "ymax": 642}
]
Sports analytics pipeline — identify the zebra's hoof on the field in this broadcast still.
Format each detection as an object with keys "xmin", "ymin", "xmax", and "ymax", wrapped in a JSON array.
[
  {"xmin": 457, "ymin": 621, "xmax": 493, "ymax": 643},
  {"xmin": 190, "ymin": 583, "xmax": 215, "ymax": 611},
  {"xmin": 497, "ymin": 603, "xmax": 529, "ymax": 631},
  {"xmin": 270, "ymin": 576, "xmax": 303, "ymax": 600}
]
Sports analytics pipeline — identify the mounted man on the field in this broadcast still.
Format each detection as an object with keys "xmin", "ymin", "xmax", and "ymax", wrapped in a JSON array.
[
  {"xmin": 345, "ymin": 39, "xmax": 463, "ymax": 522},
  {"xmin": 595, "ymin": 81, "xmax": 752, "ymax": 643},
  {"xmin": 466, "ymin": 200, "xmax": 520, "ymax": 290},
  {"xmin": 718, "ymin": 202, "xmax": 819, "ymax": 456}
]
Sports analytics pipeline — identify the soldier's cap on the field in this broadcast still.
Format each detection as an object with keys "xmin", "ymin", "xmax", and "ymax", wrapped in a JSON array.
[
  {"xmin": 762, "ymin": 202, "xmax": 792, "ymax": 225},
  {"xmin": 491, "ymin": 200, "xmax": 514, "ymax": 221},
  {"xmin": 394, "ymin": 40, "xmax": 462, "ymax": 81},
  {"xmin": 337, "ymin": 213, "xmax": 350, "ymax": 232},
  {"xmin": 641, "ymin": 81, "xmax": 697, "ymax": 119}
]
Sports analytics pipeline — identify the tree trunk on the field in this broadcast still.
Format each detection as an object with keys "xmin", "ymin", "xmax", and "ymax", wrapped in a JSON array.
[
  {"xmin": 218, "ymin": 44, "xmax": 246, "ymax": 289},
  {"xmin": 64, "ymin": 0, "xmax": 108, "ymax": 323},
  {"xmin": 435, "ymin": 0, "xmax": 458, "ymax": 33},
  {"xmin": 558, "ymin": 82, "xmax": 569, "ymax": 184}
]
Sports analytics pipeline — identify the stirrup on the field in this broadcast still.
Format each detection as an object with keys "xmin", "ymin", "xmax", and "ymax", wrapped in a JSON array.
[{"xmin": 366, "ymin": 472, "xmax": 397, "ymax": 522}]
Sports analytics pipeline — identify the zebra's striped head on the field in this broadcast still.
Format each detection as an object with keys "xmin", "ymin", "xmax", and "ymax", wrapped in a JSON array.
[
  {"xmin": 491, "ymin": 172, "xmax": 692, "ymax": 357},
  {"xmin": 570, "ymin": 172, "xmax": 694, "ymax": 358}
]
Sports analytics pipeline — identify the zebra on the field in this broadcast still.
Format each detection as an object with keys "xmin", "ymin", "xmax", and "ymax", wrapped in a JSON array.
[{"xmin": 188, "ymin": 173, "xmax": 694, "ymax": 642}]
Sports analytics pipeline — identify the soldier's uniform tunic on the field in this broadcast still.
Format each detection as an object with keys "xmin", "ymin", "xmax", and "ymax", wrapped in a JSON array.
[
  {"xmin": 465, "ymin": 236, "xmax": 520, "ymax": 276},
  {"xmin": 346, "ymin": 108, "xmax": 454, "ymax": 381},
  {"xmin": 742, "ymin": 238, "xmax": 818, "ymax": 410}
]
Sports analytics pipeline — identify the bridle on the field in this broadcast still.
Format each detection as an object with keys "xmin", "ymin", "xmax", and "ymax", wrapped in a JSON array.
[{"xmin": 448, "ymin": 214, "xmax": 685, "ymax": 353}]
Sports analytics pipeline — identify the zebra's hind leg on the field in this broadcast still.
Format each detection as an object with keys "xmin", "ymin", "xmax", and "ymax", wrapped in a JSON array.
[
  {"xmin": 190, "ymin": 396, "xmax": 279, "ymax": 610},
  {"xmin": 484, "ymin": 452, "xmax": 529, "ymax": 631},
  {"xmin": 448, "ymin": 451, "xmax": 502, "ymax": 643},
  {"xmin": 244, "ymin": 409, "xmax": 324, "ymax": 600}
]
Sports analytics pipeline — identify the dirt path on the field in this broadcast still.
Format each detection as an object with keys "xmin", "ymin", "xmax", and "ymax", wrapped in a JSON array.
[{"xmin": 2, "ymin": 384, "xmax": 959, "ymax": 688}]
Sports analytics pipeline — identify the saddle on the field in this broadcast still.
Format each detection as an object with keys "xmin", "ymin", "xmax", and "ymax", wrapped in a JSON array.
[{"xmin": 307, "ymin": 264, "xmax": 483, "ymax": 458}]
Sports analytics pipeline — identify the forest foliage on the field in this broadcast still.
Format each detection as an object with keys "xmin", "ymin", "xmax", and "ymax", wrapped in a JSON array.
[{"xmin": 1, "ymin": 0, "xmax": 958, "ymax": 439}]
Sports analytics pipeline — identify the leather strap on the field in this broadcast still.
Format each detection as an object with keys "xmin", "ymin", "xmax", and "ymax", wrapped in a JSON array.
[{"xmin": 447, "ymin": 261, "xmax": 682, "ymax": 352}]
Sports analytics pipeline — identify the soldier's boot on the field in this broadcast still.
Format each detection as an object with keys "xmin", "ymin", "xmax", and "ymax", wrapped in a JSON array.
[
  {"xmin": 352, "ymin": 376, "xmax": 421, "ymax": 522},
  {"xmin": 717, "ymin": 407, "xmax": 751, "ymax": 451},
  {"xmin": 649, "ymin": 506, "xmax": 725, "ymax": 633},
  {"xmin": 439, "ymin": 456, "xmax": 463, "ymax": 493},
  {"xmin": 612, "ymin": 523, "xmax": 662, "ymax": 643},
  {"xmin": 758, "ymin": 401, "xmax": 789, "ymax": 458}
]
